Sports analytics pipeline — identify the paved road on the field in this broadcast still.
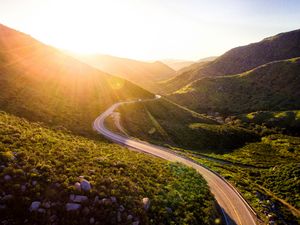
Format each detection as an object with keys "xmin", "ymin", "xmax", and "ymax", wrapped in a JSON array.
[{"xmin": 93, "ymin": 100, "xmax": 258, "ymax": 225}]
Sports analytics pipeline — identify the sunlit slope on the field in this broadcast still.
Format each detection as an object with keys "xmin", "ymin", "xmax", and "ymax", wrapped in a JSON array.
[
  {"xmin": 116, "ymin": 98, "xmax": 258, "ymax": 152},
  {"xmin": 0, "ymin": 24, "xmax": 153, "ymax": 136},
  {"xmin": 237, "ymin": 110, "xmax": 300, "ymax": 135},
  {"xmin": 164, "ymin": 29, "xmax": 300, "ymax": 93},
  {"xmin": 169, "ymin": 58, "xmax": 300, "ymax": 114},
  {"xmin": 72, "ymin": 54, "xmax": 175, "ymax": 92},
  {"xmin": 0, "ymin": 111, "xmax": 216, "ymax": 225}
]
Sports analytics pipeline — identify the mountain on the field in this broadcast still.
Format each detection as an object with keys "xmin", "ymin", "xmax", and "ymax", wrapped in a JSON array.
[
  {"xmin": 71, "ymin": 54, "xmax": 175, "ymax": 92},
  {"xmin": 0, "ymin": 24, "xmax": 153, "ymax": 136},
  {"xmin": 197, "ymin": 56, "xmax": 218, "ymax": 63},
  {"xmin": 163, "ymin": 29, "xmax": 300, "ymax": 93},
  {"xmin": 169, "ymin": 58, "xmax": 300, "ymax": 114},
  {"xmin": 160, "ymin": 59, "xmax": 195, "ymax": 71}
]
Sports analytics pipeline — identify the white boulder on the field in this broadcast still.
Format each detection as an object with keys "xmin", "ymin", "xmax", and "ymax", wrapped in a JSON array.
[
  {"xmin": 80, "ymin": 179, "xmax": 91, "ymax": 191},
  {"xmin": 70, "ymin": 194, "xmax": 88, "ymax": 203},
  {"xmin": 142, "ymin": 197, "xmax": 150, "ymax": 210},
  {"xmin": 65, "ymin": 203, "xmax": 81, "ymax": 211},
  {"xmin": 30, "ymin": 201, "xmax": 41, "ymax": 211},
  {"xmin": 74, "ymin": 182, "xmax": 81, "ymax": 191},
  {"xmin": 4, "ymin": 175, "xmax": 11, "ymax": 181}
]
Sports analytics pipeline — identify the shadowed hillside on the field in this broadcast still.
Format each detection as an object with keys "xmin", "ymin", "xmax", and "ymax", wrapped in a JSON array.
[
  {"xmin": 164, "ymin": 29, "xmax": 300, "ymax": 93},
  {"xmin": 169, "ymin": 58, "xmax": 300, "ymax": 114},
  {"xmin": 0, "ymin": 24, "xmax": 153, "ymax": 136},
  {"xmin": 116, "ymin": 98, "xmax": 258, "ymax": 152}
]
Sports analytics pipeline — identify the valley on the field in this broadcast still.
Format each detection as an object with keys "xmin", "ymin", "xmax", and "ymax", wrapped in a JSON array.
[{"xmin": 0, "ymin": 5, "xmax": 300, "ymax": 225}]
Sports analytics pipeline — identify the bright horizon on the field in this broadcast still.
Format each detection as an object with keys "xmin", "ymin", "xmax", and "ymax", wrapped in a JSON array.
[{"xmin": 0, "ymin": 0, "xmax": 300, "ymax": 61}]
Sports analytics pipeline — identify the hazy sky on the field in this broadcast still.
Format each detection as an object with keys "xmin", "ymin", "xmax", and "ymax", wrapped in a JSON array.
[{"xmin": 0, "ymin": 0, "xmax": 299, "ymax": 61}]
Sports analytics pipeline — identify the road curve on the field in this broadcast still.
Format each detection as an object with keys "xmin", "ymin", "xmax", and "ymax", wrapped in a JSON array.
[{"xmin": 93, "ymin": 100, "xmax": 258, "ymax": 225}]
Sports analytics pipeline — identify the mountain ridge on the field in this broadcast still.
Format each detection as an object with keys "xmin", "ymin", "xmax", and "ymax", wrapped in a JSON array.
[
  {"xmin": 169, "ymin": 57, "xmax": 300, "ymax": 114},
  {"xmin": 163, "ymin": 29, "xmax": 300, "ymax": 93}
]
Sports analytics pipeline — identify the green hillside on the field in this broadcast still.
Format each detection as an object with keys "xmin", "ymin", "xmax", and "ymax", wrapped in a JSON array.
[
  {"xmin": 116, "ymin": 98, "xmax": 258, "ymax": 153},
  {"xmin": 194, "ymin": 134, "xmax": 300, "ymax": 224},
  {"xmin": 237, "ymin": 110, "xmax": 300, "ymax": 135},
  {"xmin": 0, "ymin": 24, "xmax": 153, "ymax": 137},
  {"xmin": 0, "ymin": 111, "xmax": 217, "ymax": 225},
  {"xmin": 169, "ymin": 58, "xmax": 300, "ymax": 115},
  {"xmin": 163, "ymin": 29, "xmax": 300, "ymax": 93}
]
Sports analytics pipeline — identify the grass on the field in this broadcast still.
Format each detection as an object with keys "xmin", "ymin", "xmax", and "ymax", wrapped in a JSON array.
[
  {"xmin": 117, "ymin": 98, "xmax": 258, "ymax": 153},
  {"xmin": 114, "ymin": 98, "xmax": 300, "ymax": 224},
  {"xmin": 190, "ymin": 134, "xmax": 300, "ymax": 224},
  {"xmin": 237, "ymin": 110, "xmax": 300, "ymax": 135},
  {"xmin": 169, "ymin": 57, "xmax": 300, "ymax": 115},
  {"xmin": 0, "ymin": 111, "xmax": 218, "ymax": 225}
]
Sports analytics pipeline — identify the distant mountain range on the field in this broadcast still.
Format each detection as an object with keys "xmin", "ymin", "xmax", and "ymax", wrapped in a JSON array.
[
  {"xmin": 163, "ymin": 29, "xmax": 300, "ymax": 93},
  {"xmin": 161, "ymin": 56, "xmax": 217, "ymax": 71},
  {"xmin": 160, "ymin": 59, "xmax": 195, "ymax": 71},
  {"xmin": 70, "ymin": 54, "xmax": 175, "ymax": 92}
]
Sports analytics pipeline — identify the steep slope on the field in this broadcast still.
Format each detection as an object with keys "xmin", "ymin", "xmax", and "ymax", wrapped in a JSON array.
[
  {"xmin": 0, "ymin": 111, "xmax": 216, "ymax": 225},
  {"xmin": 72, "ymin": 54, "xmax": 175, "ymax": 92},
  {"xmin": 237, "ymin": 110, "xmax": 300, "ymax": 135},
  {"xmin": 169, "ymin": 58, "xmax": 300, "ymax": 114},
  {"xmin": 164, "ymin": 29, "xmax": 300, "ymax": 93},
  {"xmin": 0, "ymin": 24, "xmax": 153, "ymax": 136},
  {"xmin": 116, "ymin": 98, "xmax": 258, "ymax": 152},
  {"xmin": 197, "ymin": 56, "xmax": 218, "ymax": 63}
]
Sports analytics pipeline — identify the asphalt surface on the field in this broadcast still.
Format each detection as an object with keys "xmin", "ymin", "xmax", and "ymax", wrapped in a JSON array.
[{"xmin": 93, "ymin": 100, "xmax": 258, "ymax": 225}]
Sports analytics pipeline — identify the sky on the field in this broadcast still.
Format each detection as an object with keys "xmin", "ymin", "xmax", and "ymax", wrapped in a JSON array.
[{"xmin": 0, "ymin": 0, "xmax": 300, "ymax": 61}]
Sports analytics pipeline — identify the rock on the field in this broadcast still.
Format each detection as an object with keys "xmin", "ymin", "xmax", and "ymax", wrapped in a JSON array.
[
  {"xmin": 3, "ymin": 194, "xmax": 13, "ymax": 201},
  {"xmin": 111, "ymin": 196, "xmax": 117, "ymax": 203},
  {"xmin": 43, "ymin": 202, "xmax": 51, "ymax": 209},
  {"xmin": 89, "ymin": 217, "xmax": 95, "ymax": 224},
  {"xmin": 30, "ymin": 201, "xmax": 41, "ymax": 211},
  {"xmin": 166, "ymin": 207, "xmax": 172, "ymax": 213},
  {"xmin": 80, "ymin": 179, "xmax": 91, "ymax": 191},
  {"xmin": 71, "ymin": 195, "xmax": 88, "ymax": 203},
  {"xmin": 119, "ymin": 205, "xmax": 125, "ymax": 212},
  {"xmin": 21, "ymin": 185, "xmax": 26, "ymax": 192},
  {"xmin": 74, "ymin": 182, "xmax": 81, "ymax": 191},
  {"xmin": 66, "ymin": 203, "xmax": 81, "ymax": 211},
  {"xmin": 102, "ymin": 198, "xmax": 112, "ymax": 205},
  {"xmin": 82, "ymin": 206, "xmax": 90, "ymax": 215},
  {"xmin": 94, "ymin": 196, "xmax": 100, "ymax": 204},
  {"xmin": 127, "ymin": 215, "xmax": 133, "ymax": 220},
  {"xmin": 4, "ymin": 175, "xmax": 11, "ymax": 181},
  {"xmin": 117, "ymin": 211, "xmax": 121, "ymax": 222},
  {"xmin": 142, "ymin": 197, "xmax": 150, "ymax": 211},
  {"xmin": 38, "ymin": 208, "xmax": 46, "ymax": 213},
  {"xmin": 132, "ymin": 221, "xmax": 139, "ymax": 225},
  {"xmin": 50, "ymin": 214, "xmax": 57, "ymax": 222}
]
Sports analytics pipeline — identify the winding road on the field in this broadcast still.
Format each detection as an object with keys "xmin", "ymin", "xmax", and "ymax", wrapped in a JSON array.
[{"xmin": 93, "ymin": 99, "xmax": 258, "ymax": 225}]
